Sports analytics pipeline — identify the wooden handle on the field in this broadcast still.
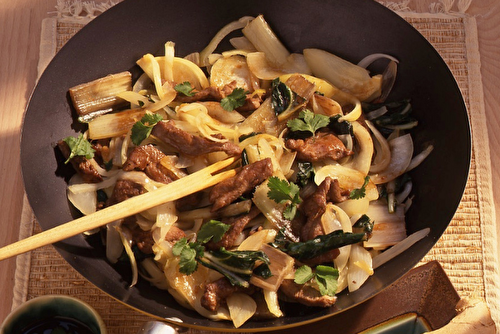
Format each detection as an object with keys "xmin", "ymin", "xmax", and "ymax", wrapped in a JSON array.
[{"xmin": 0, "ymin": 157, "xmax": 236, "ymax": 261}]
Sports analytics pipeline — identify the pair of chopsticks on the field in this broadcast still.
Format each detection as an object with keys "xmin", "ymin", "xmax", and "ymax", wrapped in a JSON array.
[{"xmin": 0, "ymin": 157, "xmax": 237, "ymax": 261}]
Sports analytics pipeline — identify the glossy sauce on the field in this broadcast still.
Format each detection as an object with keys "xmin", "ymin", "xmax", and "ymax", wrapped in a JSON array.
[{"xmin": 21, "ymin": 316, "xmax": 95, "ymax": 334}]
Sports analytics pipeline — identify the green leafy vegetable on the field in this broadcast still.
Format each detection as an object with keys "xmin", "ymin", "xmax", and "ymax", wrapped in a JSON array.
[
  {"xmin": 267, "ymin": 176, "xmax": 302, "ymax": 220},
  {"xmin": 273, "ymin": 229, "xmax": 368, "ymax": 260},
  {"xmin": 294, "ymin": 264, "xmax": 339, "ymax": 296},
  {"xmin": 172, "ymin": 238, "xmax": 204, "ymax": 275},
  {"xmin": 220, "ymin": 88, "xmax": 247, "ymax": 111},
  {"xmin": 315, "ymin": 265, "xmax": 339, "ymax": 296},
  {"xmin": 175, "ymin": 81, "xmax": 195, "ymax": 97},
  {"xmin": 296, "ymin": 161, "xmax": 314, "ymax": 187},
  {"xmin": 271, "ymin": 78, "xmax": 293, "ymax": 114},
  {"xmin": 131, "ymin": 113, "xmax": 163, "ymax": 146},
  {"xmin": 294, "ymin": 265, "xmax": 314, "ymax": 284},
  {"xmin": 172, "ymin": 224, "xmax": 271, "ymax": 287},
  {"xmin": 352, "ymin": 214, "xmax": 374, "ymax": 235},
  {"xmin": 287, "ymin": 109, "xmax": 330, "ymax": 137},
  {"xmin": 63, "ymin": 133, "xmax": 95, "ymax": 164},
  {"xmin": 196, "ymin": 220, "xmax": 231, "ymax": 244},
  {"xmin": 328, "ymin": 114, "xmax": 353, "ymax": 136},
  {"xmin": 349, "ymin": 176, "xmax": 370, "ymax": 199}
]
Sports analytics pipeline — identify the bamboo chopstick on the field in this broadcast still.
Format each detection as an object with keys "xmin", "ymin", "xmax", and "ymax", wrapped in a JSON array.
[{"xmin": 0, "ymin": 157, "xmax": 237, "ymax": 261}]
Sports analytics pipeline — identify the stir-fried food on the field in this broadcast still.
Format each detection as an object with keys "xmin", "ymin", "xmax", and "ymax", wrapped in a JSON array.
[{"xmin": 59, "ymin": 15, "xmax": 433, "ymax": 327}]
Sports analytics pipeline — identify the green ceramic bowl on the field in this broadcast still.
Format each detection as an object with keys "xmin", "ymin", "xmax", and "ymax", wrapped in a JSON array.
[{"xmin": 0, "ymin": 295, "xmax": 107, "ymax": 334}]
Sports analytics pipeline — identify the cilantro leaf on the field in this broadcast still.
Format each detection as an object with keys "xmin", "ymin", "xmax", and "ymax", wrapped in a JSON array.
[
  {"xmin": 315, "ymin": 265, "xmax": 339, "ymax": 297},
  {"xmin": 294, "ymin": 265, "xmax": 314, "ymax": 284},
  {"xmin": 294, "ymin": 264, "xmax": 339, "ymax": 297},
  {"xmin": 174, "ymin": 81, "xmax": 195, "ymax": 97},
  {"xmin": 172, "ymin": 238, "xmax": 204, "ymax": 275},
  {"xmin": 287, "ymin": 109, "xmax": 330, "ymax": 136},
  {"xmin": 349, "ymin": 176, "xmax": 370, "ymax": 200},
  {"xmin": 197, "ymin": 220, "xmax": 230, "ymax": 244},
  {"xmin": 63, "ymin": 133, "xmax": 95, "ymax": 164},
  {"xmin": 131, "ymin": 113, "xmax": 163, "ymax": 146},
  {"xmin": 220, "ymin": 88, "xmax": 247, "ymax": 111},
  {"xmin": 267, "ymin": 176, "xmax": 302, "ymax": 220}
]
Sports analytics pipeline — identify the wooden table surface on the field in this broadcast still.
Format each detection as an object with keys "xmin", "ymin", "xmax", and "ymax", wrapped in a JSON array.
[{"xmin": 0, "ymin": 0, "xmax": 499, "ymax": 324}]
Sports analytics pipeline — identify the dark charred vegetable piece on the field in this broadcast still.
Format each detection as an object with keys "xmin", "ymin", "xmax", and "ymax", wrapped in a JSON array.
[
  {"xmin": 328, "ymin": 115, "xmax": 353, "ymax": 136},
  {"xmin": 352, "ymin": 214, "xmax": 374, "ymax": 236},
  {"xmin": 295, "ymin": 161, "xmax": 314, "ymax": 187},
  {"xmin": 271, "ymin": 78, "xmax": 294, "ymax": 114},
  {"xmin": 271, "ymin": 229, "xmax": 368, "ymax": 260}
]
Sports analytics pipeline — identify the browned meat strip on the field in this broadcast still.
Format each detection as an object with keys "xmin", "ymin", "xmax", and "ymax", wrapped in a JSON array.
[
  {"xmin": 151, "ymin": 120, "xmax": 242, "ymax": 157},
  {"xmin": 175, "ymin": 81, "xmax": 262, "ymax": 112},
  {"xmin": 107, "ymin": 179, "xmax": 146, "ymax": 206},
  {"xmin": 292, "ymin": 177, "xmax": 349, "ymax": 265},
  {"xmin": 122, "ymin": 144, "xmax": 175, "ymax": 184},
  {"xmin": 300, "ymin": 177, "xmax": 350, "ymax": 241},
  {"xmin": 128, "ymin": 222, "xmax": 186, "ymax": 255},
  {"xmin": 209, "ymin": 158, "xmax": 273, "ymax": 212},
  {"xmin": 205, "ymin": 207, "xmax": 261, "ymax": 251},
  {"xmin": 201, "ymin": 277, "xmax": 253, "ymax": 312},
  {"xmin": 279, "ymin": 279, "xmax": 337, "ymax": 307},
  {"xmin": 285, "ymin": 132, "xmax": 353, "ymax": 162},
  {"xmin": 57, "ymin": 140, "xmax": 103, "ymax": 183}
]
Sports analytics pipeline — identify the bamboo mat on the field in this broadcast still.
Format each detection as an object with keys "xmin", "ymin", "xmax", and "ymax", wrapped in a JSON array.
[{"xmin": 12, "ymin": 2, "xmax": 500, "ymax": 333}]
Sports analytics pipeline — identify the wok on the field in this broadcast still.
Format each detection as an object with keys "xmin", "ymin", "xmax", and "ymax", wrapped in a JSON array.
[{"xmin": 20, "ymin": 0, "xmax": 470, "ymax": 330}]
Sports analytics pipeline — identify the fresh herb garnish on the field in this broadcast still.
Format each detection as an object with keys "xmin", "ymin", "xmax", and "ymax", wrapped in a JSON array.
[
  {"xmin": 172, "ymin": 238, "xmax": 204, "ymax": 275},
  {"xmin": 196, "ymin": 220, "xmax": 231, "ymax": 244},
  {"xmin": 130, "ymin": 113, "xmax": 163, "ymax": 146},
  {"xmin": 172, "ymin": 221, "xmax": 271, "ymax": 287},
  {"xmin": 349, "ymin": 176, "xmax": 370, "ymax": 200},
  {"xmin": 221, "ymin": 88, "xmax": 247, "ymax": 111},
  {"xmin": 294, "ymin": 264, "xmax": 339, "ymax": 296},
  {"xmin": 174, "ymin": 81, "xmax": 195, "ymax": 97},
  {"xmin": 267, "ymin": 176, "xmax": 302, "ymax": 220},
  {"xmin": 287, "ymin": 109, "xmax": 330, "ymax": 137},
  {"xmin": 63, "ymin": 133, "xmax": 95, "ymax": 164}
]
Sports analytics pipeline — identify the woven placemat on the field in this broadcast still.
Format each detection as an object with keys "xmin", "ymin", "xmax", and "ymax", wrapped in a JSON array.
[{"xmin": 13, "ymin": 2, "xmax": 500, "ymax": 333}]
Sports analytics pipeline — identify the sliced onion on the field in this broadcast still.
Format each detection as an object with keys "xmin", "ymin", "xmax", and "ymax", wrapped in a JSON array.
[
  {"xmin": 372, "ymin": 228, "xmax": 430, "ymax": 269},
  {"xmin": 406, "ymin": 144, "xmax": 434, "ymax": 172},
  {"xmin": 366, "ymin": 120, "xmax": 391, "ymax": 174},
  {"xmin": 347, "ymin": 244, "xmax": 373, "ymax": 292},
  {"xmin": 357, "ymin": 53, "xmax": 399, "ymax": 69},
  {"xmin": 227, "ymin": 293, "xmax": 257, "ymax": 328},
  {"xmin": 263, "ymin": 290, "xmax": 283, "ymax": 318},
  {"xmin": 198, "ymin": 16, "xmax": 254, "ymax": 66},
  {"xmin": 346, "ymin": 121, "xmax": 373, "ymax": 175},
  {"xmin": 106, "ymin": 221, "xmax": 123, "ymax": 264},
  {"xmin": 315, "ymin": 164, "xmax": 379, "ymax": 201},
  {"xmin": 365, "ymin": 106, "xmax": 388, "ymax": 120},
  {"xmin": 369, "ymin": 134, "xmax": 413, "ymax": 184}
]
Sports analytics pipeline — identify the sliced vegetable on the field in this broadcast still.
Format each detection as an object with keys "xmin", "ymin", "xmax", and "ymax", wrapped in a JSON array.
[
  {"xmin": 69, "ymin": 71, "xmax": 132, "ymax": 118},
  {"xmin": 369, "ymin": 134, "xmax": 413, "ymax": 184}
]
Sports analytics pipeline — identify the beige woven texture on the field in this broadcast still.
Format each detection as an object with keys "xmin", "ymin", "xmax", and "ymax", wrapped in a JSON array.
[{"xmin": 15, "ymin": 12, "xmax": 499, "ymax": 334}]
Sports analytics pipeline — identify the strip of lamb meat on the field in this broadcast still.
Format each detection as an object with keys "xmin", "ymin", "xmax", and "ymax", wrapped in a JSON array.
[
  {"xmin": 285, "ymin": 131, "xmax": 353, "ymax": 162},
  {"xmin": 151, "ymin": 120, "xmax": 242, "ymax": 157},
  {"xmin": 175, "ymin": 80, "xmax": 262, "ymax": 112},
  {"xmin": 122, "ymin": 144, "xmax": 176, "ymax": 184},
  {"xmin": 201, "ymin": 277, "xmax": 254, "ymax": 312},
  {"xmin": 205, "ymin": 207, "xmax": 261, "ymax": 251},
  {"xmin": 297, "ymin": 177, "xmax": 350, "ymax": 266},
  {"xmin": 57, "ymin": 140, "xmax": 102, "ymax": 183},
  {"xmin": 209, "ymin": 158, "xmax": 273, "ymax": 212}
]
